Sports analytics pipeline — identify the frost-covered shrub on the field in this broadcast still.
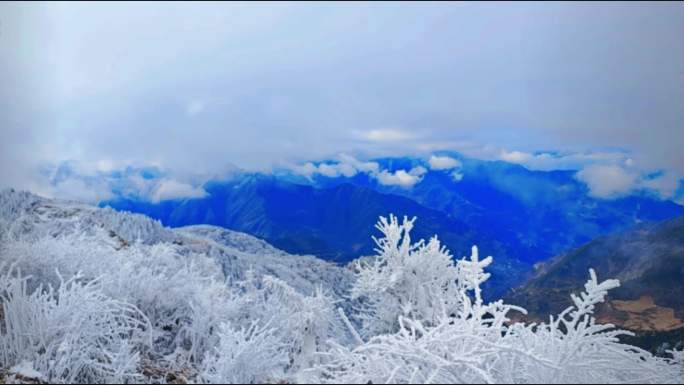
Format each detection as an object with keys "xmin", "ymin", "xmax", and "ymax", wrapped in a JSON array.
[
  {"xmin": 502, "ymin": 270, "xmax": 674, "ymax": 384},
  {"xmin": 201, "ymin": 322, "xmax": 286, "ymax": 384},
  {"xmin": 0, "ymin": 265, "xmax": 150, "ymax": 383},
  {"xmin": 315, "ymin": 281, "xmax": 673, "ymax": 384},
  {"xmin": 0, "ymin": 231, "xmax": 225, "ymax": 355},
  {"xmin": 309, "ymin": 244, "xmax": 534, "ymax": 384},
  {"xmin": 669, "ymin": 349, "xmax": 684, "ymax": 378},
  {"xmin": 307, "ymin": 216, "xmax": 684, "ymax": 384},
  {"xmin": 180, "ymin": 271, "xmax": 346, "ymax": 383},
  {"xmin": 222, "ymin": 273, "xmax": 347, "ymax": 381},
  {"xmin": 0, "ymin": 190, "xmax": 41, "ymax": 243},
  {"xmin": 0, "ymin": 223, "xmax": 345, "ymax": 383},
  {"xmin": 350, "ymin": 215, "xmax": 464, "ymax": 336}
]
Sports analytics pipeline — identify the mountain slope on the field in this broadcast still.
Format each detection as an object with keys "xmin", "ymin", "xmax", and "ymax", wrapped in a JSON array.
[
  {"xmin": 0, "ymin": 189, "xmax": 358, "ymax": 383},
  {"xmin": 508, "ymin": 214, "xmax": 684, "ymax": 331},
  {"xmin": 104, "ymin": 176, "xmax": 531, "ymax": 296},
  {"xmin": 289, "ymin": 155, "xmax": 684, "ymax": 264},
  {"xmin": 0, "ymin": 188, "xmax": 352, "ymax": 297}
]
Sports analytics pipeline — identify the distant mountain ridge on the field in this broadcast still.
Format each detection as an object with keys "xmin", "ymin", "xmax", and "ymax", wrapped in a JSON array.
[
  {"xmin": 101, "ymin": 155, "xmax": 684, "ymax": 295},
  {"xmin": 105, "ymin": 175, "xmax": 529, "ymax": 297},
  {"xmin": 284, "ymin": 155, "xmax": 684, "ymax": 263},
  {"xmin": 508, "ymin": 214, "xmax": 684, "ymax": 332}
]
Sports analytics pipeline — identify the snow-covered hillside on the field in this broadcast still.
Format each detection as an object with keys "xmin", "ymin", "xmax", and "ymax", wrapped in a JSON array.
[
  {"xmin": 0, "ymin": 189, "xmax": 682, "ymax": 384},
  {"xmin": 0, "ymin": 189, "xmax": 351, "ymax": 296}
]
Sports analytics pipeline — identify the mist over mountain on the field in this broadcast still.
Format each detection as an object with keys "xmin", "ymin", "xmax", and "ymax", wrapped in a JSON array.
[
  {"xmin": 102, "ymin": 155, "xmax": 684, "ymax": 296},
  {"xmin": 283, "ymin": 155, "xmax": 684, "ymax": 261}
]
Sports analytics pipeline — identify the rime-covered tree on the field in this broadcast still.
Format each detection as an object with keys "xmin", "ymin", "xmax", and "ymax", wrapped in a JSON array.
[{"xmin": 350, "ymin": 215, "xmax": 464, "ymax": 336}]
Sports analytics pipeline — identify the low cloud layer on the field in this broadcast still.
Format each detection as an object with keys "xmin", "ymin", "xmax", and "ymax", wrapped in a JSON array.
[
  {"xmin": 21, "ymin": 150, "xmax": 684, "ymax": 204},
  {"xmin": 293, "ymin": 154, "xmax": 427, "ymax": 188},
  {"xmin": 428, "ymin": 155, "xmax": 462, "ymax": 171},
  {"xmin": 29, "ymin": 162, "xmax": 210, "ymax": 204},
  {"xmin": 376, "ymin": 166, "xmax": 427, "ymax": 188},
  {"xmin": 293, "ymin": 154, "xmax": 379, "ymax": 179},
  {"xmin": 575, "ymin": 165, "xmax": 639, "ymax": 199},
  {"xmin": 289, "ymin": 151, "xmax": 683, "ymax": 201},
  {"xmin": 576, "ymin": 164, "xmax": 681, "ymax": 199},
  {"xmin": 151, "ymin": 179, "xmax": 207, "ymax": 203}
]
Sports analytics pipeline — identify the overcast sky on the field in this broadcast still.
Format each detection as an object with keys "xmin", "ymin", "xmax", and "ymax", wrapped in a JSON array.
[{"xmin": 1, "ymin": 2, "xmax": 683, "ymax": 200}]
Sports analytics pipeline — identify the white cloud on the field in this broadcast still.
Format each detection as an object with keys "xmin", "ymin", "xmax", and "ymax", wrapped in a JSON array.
[
  {"xmin": 499, "ymin": 150, "xmax": 534, "ymax": 165},
  {"xmin": 316, "ymin": 164, "xmax": 340, "ymax": 178},
  {"xmin": 291, "ymin": 154, "xmax": 379, "ymax": 180},
  {"xmin": 358, "ymin": 129, "xmax": 416, "ymax": 142},
  {"xmin": 337, "ymin": 154, "xmax": 380, "ymax": 174},
  {"xmin": 376, "ymin": 166, "xmax": 427, "ymax": 188},
  {"xmin": 428, "ymin": 155, "xmax": 461, "ymax": 171},
  {"xmin": 641, "ymin": 172, "xmax": 680, "ymax": 198},
  {"xmin": 500, "ymin": 148, "xmax": 683, "ymax": 200},
  {"xmin": 317, "ymin": 162, "xmax": 357, "ymax": 178},
  {"xmin": 291, "ymin": 154, "xmax": 427, "ymax": 188},
  {"xmin": 292, "ymin": 162, "xmax": 319, "ymax": 178},
  {"xmin": 576, "ymin": 163, "xmax": 682, "ymax": 200},
  {"xmin": 185, "ymin": 100, "xmax": 206, "ymax": 117},
  {"xmin": 498, "ymin": 149, "xmax": 631, "ymax": 172},
  {"xmin": 451, "ymin": 171, "xmax": 464, "ymax": 182},
  {"xmin": 30, "ymin": 161, "xmax": 210, "ymax": 204},
  {"xmin": 150, "ymin": 179, "xmax": 207, "ymax": 203},
  {"xmin": 575, "ymin": 165, "xmax": 640, "ymax": 199},
  {"xmin": 48, "ymin": 178, "xmax": 114, "ymax": 204}
]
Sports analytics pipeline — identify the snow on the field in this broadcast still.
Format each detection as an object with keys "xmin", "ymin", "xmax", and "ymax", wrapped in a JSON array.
[
  {"xmin": 0, "ymin": 189, "xmax": 682, "ymax": 384},
  {"xmin": 8, "ymin": 361, "xmax": 45, "ymax": 381}
]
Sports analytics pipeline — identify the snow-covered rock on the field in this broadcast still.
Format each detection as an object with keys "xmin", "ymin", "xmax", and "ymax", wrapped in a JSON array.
[{"xmin": 6, "ymin": 361, "xmax": 46, "ymax": 384}]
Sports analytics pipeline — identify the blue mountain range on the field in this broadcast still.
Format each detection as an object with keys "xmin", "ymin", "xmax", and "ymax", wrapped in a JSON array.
[{"xmin": 102, "ymin": 155, "xmax": 684, "ymax": 296}]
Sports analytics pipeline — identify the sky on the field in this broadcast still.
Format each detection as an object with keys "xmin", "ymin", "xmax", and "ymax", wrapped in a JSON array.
[{"xmin": 1, "ymin": 2, "xmax": 683, "ymax": 202}]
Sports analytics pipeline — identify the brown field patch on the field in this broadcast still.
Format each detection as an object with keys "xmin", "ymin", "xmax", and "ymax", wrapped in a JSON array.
[{"xmin": 598, "ymin": 296, "xmax": 684, "ymax": 332}]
